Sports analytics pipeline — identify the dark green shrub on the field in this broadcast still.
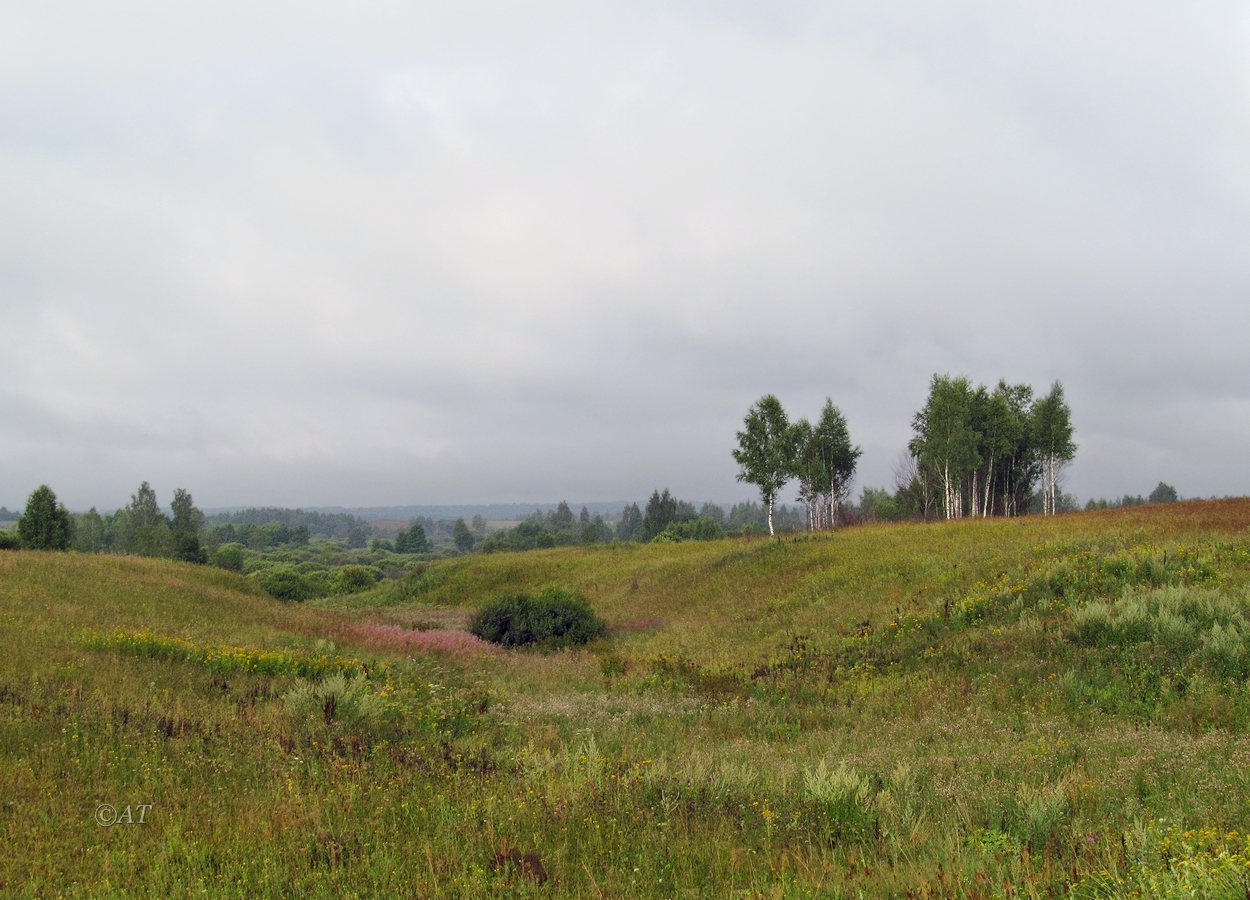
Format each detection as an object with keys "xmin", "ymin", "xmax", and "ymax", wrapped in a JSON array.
[
  {"xmin": 249, "ymin": 566, "xmax": 321, "ymax": 602},
  {"xmin": 652, "ymin": 517, "xmax": 725, "ymax": 543},
  {"xmin": 0, "ymin": 531, "xmax": 20, "ymax": 551},
  {"xmin": 469, "ymin": 587, "xmax": 607, "ymax": 648},
  {"xmin": 330, "ymin": 564, "xmax": 380, "ymax": 595},
  {"xmin": 211, "ymin": 542, "xmax": 246, "ymax": 572},
  {"xmin": 173, "ymin": 532, "xmax": 208, "ymax": 564}
]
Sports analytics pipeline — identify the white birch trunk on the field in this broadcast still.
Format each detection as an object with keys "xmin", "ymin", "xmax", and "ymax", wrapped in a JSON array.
[{"xmin": 982, "ymin": 458, "xmax": 993, "ymax": 518}]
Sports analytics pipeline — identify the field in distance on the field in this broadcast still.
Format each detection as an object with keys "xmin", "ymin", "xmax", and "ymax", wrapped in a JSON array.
[{"xmin": 4, "ymin": 500, "xmax": 1250, "ymax": 896}]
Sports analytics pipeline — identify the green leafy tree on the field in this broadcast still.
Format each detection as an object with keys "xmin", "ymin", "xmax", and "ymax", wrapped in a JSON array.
[
  {"xmin": 1149, "ymin": 482, "xmax": 1179, "ymax": 504},
  {"xmin": 170, "ymin": 488, "xmax": 207, "ymax": 563},
  {"xmin": 17, "ymin": 485, "xmax": 73, "ymax": 550},
  {"xmin": 128, "ymin": 481, "xmax": 163, "ymax": 527},
  {"xmin": 698, "ymin": 502, "xmax": 726, "ymax": 526},
  {"xmin": 580, "ymin": 514, "xmax": 612, "ymax": 545},
  {"xmin": 211, "ymin": 542, "xmax": 245, "ymax": 572},
  {"xmin": 802, "ymin": 399, "xmax": 861, "ymax": 529},
  {"xmin": 395, "ymin": 521, "xmax": 430, "ymax": 553},
  {"xmin": 258, "ymin": 521, "xmax": 291, "ymax": 548},
  {"xmin": 733, "ymin": 395, "xmax": 797, "ymax": 536},
  {"xmin": 552, "ymin": 501, "xmax": 574, "ymax": 530},
  {"xmin": 345, "ymin": 523, "xmax": 369, "ymax": 549},
  {"xmin": 857, "ymin": 487, "xmax": 903, "ymax": 522},
  {"xmin": 72, "ymin": 507, "xmax": 107, "ymax": 553},
  {"xmin": 1031, "ymin": 381, "xmax": 1077, "ymax": 515},
  {"xmin": 170, "ymin": 488, "xmax": 204, "ymax": 536},
  {"xmin": 107, "ymin": 508, "xmax": 134, "ymax": 553},
  {"xmin": 975, "ymin": 383, "xmax": 1024, "ymax": 517},
  {"xmin": 453, "ymin": 518, "xmax": 475, "ymax": 553},
  {"xmin": 909, "ymin": 375, "xmax": 981, "ymax": 520},
  {"xmin": 125, "ymin": 481, "xmax": 174, "ymax": 557}
]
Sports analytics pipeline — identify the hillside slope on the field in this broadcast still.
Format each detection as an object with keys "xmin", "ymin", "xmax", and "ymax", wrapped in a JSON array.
[{"xmin": 4, "ymin": 500, "xmax": 1250, "ymax": 896}]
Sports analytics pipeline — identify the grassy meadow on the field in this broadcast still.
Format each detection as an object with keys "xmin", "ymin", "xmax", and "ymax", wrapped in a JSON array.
[{"xmin": 5, "ymin": 500, "xmax": 1250, "ymax": 896}]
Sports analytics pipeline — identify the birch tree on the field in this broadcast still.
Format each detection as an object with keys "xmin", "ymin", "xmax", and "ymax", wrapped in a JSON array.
[
  {"xmin": 991, "ymin": 381, "xmax": 1038, "ymax": 516},
  {"xmin": 733, "ymin": 395, "xmax": 795, "ymax": 536},
  {"xmin": 1030, "ymin": 381, "xmax": 1076, "ymax": 515},
  {"xmin": 809, "ymin": 399, "xmax": 861, "ymax": 528},
  {"xmin": 976, "ymin": 382, "xmax": 1028, "ymax": 517},
  {"xmin": 909, "ymin": 375, "xmax": 980, "ymax": 520},
  {"xmin": 790, "ymin": 418, "xmax": 821, "ymax": 530}
]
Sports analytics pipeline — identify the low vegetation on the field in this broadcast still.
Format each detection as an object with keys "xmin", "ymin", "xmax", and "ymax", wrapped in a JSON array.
[
  {"xmin": 3, "ymin": 499, "xmax": 1250, "ymax": 894},
  {"xmin": 468, "ymin": 587, "xmax": 608, "ymax": 649}
]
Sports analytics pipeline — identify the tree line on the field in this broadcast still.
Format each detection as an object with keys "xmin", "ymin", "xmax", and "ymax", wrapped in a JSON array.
[
  {"xmin": 3, "ymin": 482, "xmax": 211, "ymax": 560},
  {"xmin": 1085, "ymin": 481, "xmax": 1179, "ymax": 510},
  {"xmin": 479, "ymin": 493, "xmax": 809, "ymax": 552}
]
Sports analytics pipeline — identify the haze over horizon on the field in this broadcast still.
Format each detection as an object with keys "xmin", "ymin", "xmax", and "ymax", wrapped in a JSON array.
[{"xmin": 4, "ymin": 3, "xmax": 1249, "ymax": 511}]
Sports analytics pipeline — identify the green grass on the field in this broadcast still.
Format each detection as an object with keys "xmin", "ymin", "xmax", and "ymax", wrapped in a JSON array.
[{"xmin": 5, "ymin": 499, "xmax": 1250, "ymax": 895}]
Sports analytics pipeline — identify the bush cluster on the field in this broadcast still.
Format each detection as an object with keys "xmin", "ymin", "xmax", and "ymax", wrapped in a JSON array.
[
  {"xmin": 330, "ymin": 564, "xmax": 381, "ymax": 595},
  {"xmin": 248, "ymin": 565, "xmax": 321, "ymax": 602},
  {"xmin": 469, "ymin": 587, "xmax": 607, "ymax": 648}
]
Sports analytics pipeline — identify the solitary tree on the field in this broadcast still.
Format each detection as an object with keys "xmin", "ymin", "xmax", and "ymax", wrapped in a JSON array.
[
  {"xmin": 733, "ymin": 395, "xmax": 795, "ymax": 536},
  {"xmin": 1148, "ymin": 482, "xmax": 1179, "ymax": 504},
  {"xmin": 17, "ymin": 485, "xmax": 73, "ymax": 550}
]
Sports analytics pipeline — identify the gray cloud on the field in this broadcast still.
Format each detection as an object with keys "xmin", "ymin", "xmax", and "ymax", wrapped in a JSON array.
[{"xmin": 3, "ymin": 2, "xmax": 1249, "ymax": 509}]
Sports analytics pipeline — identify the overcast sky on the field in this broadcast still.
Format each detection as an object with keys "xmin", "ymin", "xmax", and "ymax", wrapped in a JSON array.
[{"xmin": 3, "ymin": 2, "xmax": 1249, "ymax": 511}]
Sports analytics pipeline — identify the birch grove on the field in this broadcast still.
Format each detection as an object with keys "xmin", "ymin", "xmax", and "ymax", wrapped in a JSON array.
[{"xmin": 908, "ymin": 375, "xmax": 1075, "ymax": 519}]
